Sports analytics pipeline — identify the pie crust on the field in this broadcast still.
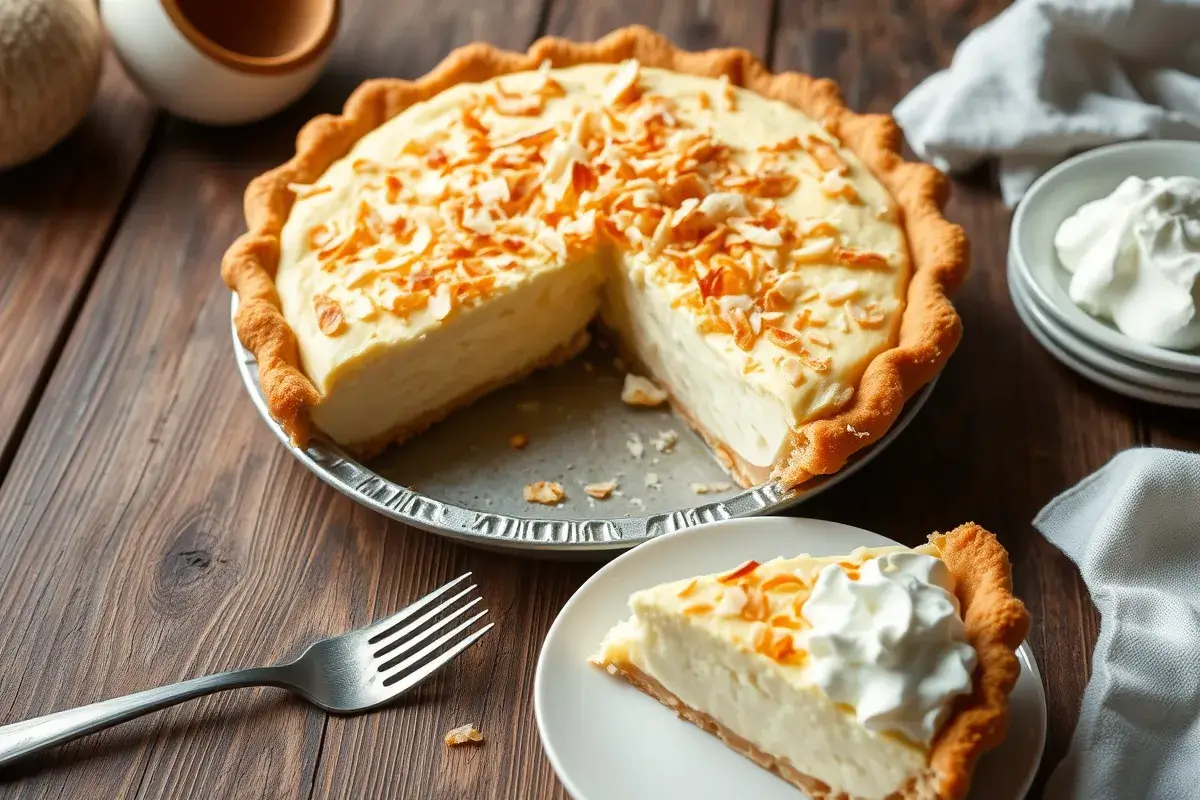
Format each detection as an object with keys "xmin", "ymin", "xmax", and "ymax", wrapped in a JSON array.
[
  {"xmin": 222, "ymin": 25, "xmax": 968, "ymax": 489},
  {"xmin": 595, "ymin": 522, "xmax": 1030, "ymax": 800}
]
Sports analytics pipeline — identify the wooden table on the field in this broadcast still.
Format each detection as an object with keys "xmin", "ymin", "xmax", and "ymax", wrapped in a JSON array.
[{"xmin": 2, "ymin": 1, "xmax": 1196, "ymax": 797}]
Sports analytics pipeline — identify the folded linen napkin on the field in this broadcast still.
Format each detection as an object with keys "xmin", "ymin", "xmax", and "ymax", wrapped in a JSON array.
[
  {"xmin": 894, "ymin": 0, "xmax": 1200, "ymax": 205},
  {"xmin": 1034, "ymin": 447, "xmax": 1200, "ymax": 800}
]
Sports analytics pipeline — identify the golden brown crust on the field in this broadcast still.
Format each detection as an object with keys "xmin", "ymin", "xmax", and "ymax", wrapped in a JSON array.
[
  {"xmin": 222, "ymin": 25, "xmax": 968, "ymax": 485},
  {"xmin": 593, "ymin": 523, "xmax": 1028, "ymax": 800},
  {"xmin": 927, "ymin": 524, "xmax": 1031, "ymax": 800}
]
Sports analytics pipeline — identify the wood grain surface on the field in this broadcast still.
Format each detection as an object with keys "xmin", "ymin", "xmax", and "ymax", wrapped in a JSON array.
[
  {"xmin": 0, "ymin": 1, "xmax": 1195, "ymax": 799},
  {"xmin": 0, "ymin": 55, "xmax": 156, "ymax": 474}
]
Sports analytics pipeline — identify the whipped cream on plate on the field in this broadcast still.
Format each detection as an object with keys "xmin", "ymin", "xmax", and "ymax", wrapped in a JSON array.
[
  {"xmin": 1054, "ymin": 175, "xmax": 1200, "ymax": 351},
  {"xmin": 801, "ymin": 551, "xmax": 977, "ymax": 745}
]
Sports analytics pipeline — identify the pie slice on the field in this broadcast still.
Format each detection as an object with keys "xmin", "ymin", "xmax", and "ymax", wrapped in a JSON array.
[
  {"xmin": 591, "ymin": 523, "xmax": 1030, "ymax": 800},
  {"xmin": 223, "ymin": 27, "xmax": 967, "ymax": 489}
]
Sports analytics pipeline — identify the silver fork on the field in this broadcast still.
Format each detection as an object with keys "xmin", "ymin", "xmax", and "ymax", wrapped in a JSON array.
[{"xmin": 0, "ymin": 573, "xmax": 491, "ymax": 768}]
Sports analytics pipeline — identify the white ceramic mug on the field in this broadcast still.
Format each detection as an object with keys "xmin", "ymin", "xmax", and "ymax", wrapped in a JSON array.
[{"xmin": 100, "ymin": 0, "xmax": 339, "ymax": 125}]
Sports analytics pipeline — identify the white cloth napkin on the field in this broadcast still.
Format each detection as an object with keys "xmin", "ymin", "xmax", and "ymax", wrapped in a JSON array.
[
  {"xmin": 894, "ymin": 0, "xmax": 1200, "ymax": 205},
  {"xmin": 1034, "ymin": 447, "xmax": 1200, "ymax": 800}
]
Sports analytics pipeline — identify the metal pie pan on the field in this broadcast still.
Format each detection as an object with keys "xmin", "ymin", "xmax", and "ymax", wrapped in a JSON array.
[{"xmin": 232, "ymin": 295, "xmax": 934, "ymax": 557}]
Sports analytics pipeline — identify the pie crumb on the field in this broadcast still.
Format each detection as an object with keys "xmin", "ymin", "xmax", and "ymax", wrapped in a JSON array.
[
  {"xmin": 651, "ymin": 429, "xmax": 678, "ymax": 453},
  {"xmin": 621, "ymin": 374, "xmax": 668, "ymax": 407},
  {"xmin": 444, "ymin": 724, "xmax": 483, "ymax": 746},
  {"xmin": 509, "ymin": 433, "xmax": 529, "ymax": 449},
  {"xmin": 645, "ymin": 472, "xmax": 662, "ymax": 490},
  {"xmin": 626, "ymin": 433, "xmax": 645, "ymax": 460},
  {"xmin": 585, "ymin": 480, "xmax": 618, "ymax": 499},
  {"xmin": 524, "ymin": 481, "xmax": 565, "ymax": 504},
  {"xmin": 691, "ymin": 481, "xmax": 733, "ymax": 495},
  {"xmin": 846, "ymin": 424, "xmax": 870, "ymax": 439}
]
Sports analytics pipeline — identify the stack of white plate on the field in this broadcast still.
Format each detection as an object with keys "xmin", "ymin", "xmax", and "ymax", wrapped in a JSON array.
[{"xmin": 1008, "ymin": 141, "xmax": 1200, "ymax": 408}]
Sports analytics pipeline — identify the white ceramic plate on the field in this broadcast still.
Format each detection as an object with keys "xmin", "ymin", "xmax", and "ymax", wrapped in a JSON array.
[
  {"xmin": 534, "ymin": 517, "xmax": 1047, "ymax": 800},
  {"xmin": 1008, "ymin": 260, "xmax": 1200, "ymax": 395},
  {"xmin": 1009, "ymin": 140, "xmax": 1200, "ymax": 375},
  {"xmin": 1008, "ymin": 265, "xmax": 1200, "ymax": 409}
]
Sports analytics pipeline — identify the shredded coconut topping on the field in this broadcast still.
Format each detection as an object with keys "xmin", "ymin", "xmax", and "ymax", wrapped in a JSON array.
[{"xmin": 295, "ymin": 61, "xmax": 895, "ymax": 383}]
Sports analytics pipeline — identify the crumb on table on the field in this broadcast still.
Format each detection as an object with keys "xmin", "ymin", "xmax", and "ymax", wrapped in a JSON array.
[{"xmin": 444, "ymin": 723, "xmax": 483, "ymax": 746}]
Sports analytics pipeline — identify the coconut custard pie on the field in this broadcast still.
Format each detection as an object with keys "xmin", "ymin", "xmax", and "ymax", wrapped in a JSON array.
[
  {"xmin": 593, "ymin": 523, "xmax": 1030, "ymax": 800},
  {"xmin": 223, "ymin": 27, "xmax": 967, "ymax": 489}
]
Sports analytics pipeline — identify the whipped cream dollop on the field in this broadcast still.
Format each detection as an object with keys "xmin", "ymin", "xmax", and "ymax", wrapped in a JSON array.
[
  {"xmin": 801, "ymin": 552, "xmax": 977, "ymax": 745},
  {"xmin": 1054, "ymin": 175, "xmax": 1200, "ymax": 350}
]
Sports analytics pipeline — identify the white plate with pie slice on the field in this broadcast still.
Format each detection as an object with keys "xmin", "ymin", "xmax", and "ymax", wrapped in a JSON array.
[{"xmin": 534, "ymin": 517, "xmax": 1047, "ymax": 800}]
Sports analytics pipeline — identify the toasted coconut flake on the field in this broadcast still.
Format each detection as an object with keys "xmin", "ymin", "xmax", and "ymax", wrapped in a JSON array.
[
  {"xmin": 683, "ymin": 603, "xmax": 714, "ymax": 616},
  {"xmin": 524, "ymin": 481, "xmax": 565, "ymax": 505},
  {"xmin": 621, "ymin": 374, "xmax": 668, "ymax": 407},
  {"xmin": 732, "ymin": 222, "xmax": 783, "ymax": 248},
  {"xmin": 715, "ymin": 585, "xmax": 748, "ymax": 616},
  {"xmin": 807, "ymin": 332, "xmax": 832, "ymax": 348},
  {"xmin": 677, "ymin": 578, "xmax": 699, "ymax": 598},
  {"xmin": 766, "ymin": 328, "xmax": 804, "ymax": 352},
  {"xmin": 603, "ymin": 59, "xmax": 642, "ymax": 107},
  {"xmin": 847, "ymin": 424, "xmax": 870, "ymax": 439},
  {"xmin": 804, "ymin": 135, "xmax": 848, "ymax": 174},
  {"xmin": 820, "ymin": 170, "xmax": 861, "ymax": 203},
  {"xmin": 584, "ymin": 480, "xmax": 618, "ymax": 499},
  {"xmin": 835, "ymin": 247, "xmax": 890, "ymax": 269},
  {"xmin": 740, "ymin": 587, "xmax": 770, "ymax": 621},
  {"xmin": 848, "ymin": 301, "xmax": 887, "ymax": 328},
  {"xmin": 718, "ymin": 74, "xmax": 737, "ymax": 110},
  {"xmin": 801, "ymin": 351, "xmax": 833, "ymax": 373},
  {"xmin": 770, "ymin": 614, "xmax": 803, "ymax": 630},
  {"xmin": 780, "ymin": 356, "xmax": 807, "ymax": 387},
  {"xmin": 718, "ymin": 560, "xmax": 760, "ymax": 584},
  {"xmin": 444, "ymin": 724, "xmax": 483, "ymax": 746},
  {"xmin": 821, "ymin": 279, "xmax": 861, "ymax": 306},
  {"xmin": 429, "ymin": 283, "xmax": 454, "ymax": 320},
  {"xmin": 791, "ymin": 237, "xmax": 837, "ymax": 264},
  {"xmin": 761, "ymin": 574, "xmax": 806, "ymax": 592},
  {"xmin": 759, "ymin": 136, "xmax": 802, "ymax": 153},
  {"xmin": 696, "ymin": 192, "xmax": 748, "ymax": 223},
  {"xmin": 728, "ymin": 307, "xmax": 756, "ymax": 351},
  {"xmin": 313, "ymin": 294, "xmax": 346, "ymax": 336}
]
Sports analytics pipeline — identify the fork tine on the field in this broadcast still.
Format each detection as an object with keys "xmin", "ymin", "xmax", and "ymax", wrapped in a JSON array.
[
  {"xmin": 380, "ymin": 610, "xmax": 490, "ymax": 684},
  {"xmin": 371, "ymin": 586, "xmax": 477, "ymax": 657},
  {"xmin": 381, "ymin": 621, "xmax": 495, "ymax": 692},
  {"xmin": 374, "ymin": 596, "xmax": 483, "ymax": 665},
  {"xmin": 365, "ymin": 572, "xmax": 472, "ymax": 643}
]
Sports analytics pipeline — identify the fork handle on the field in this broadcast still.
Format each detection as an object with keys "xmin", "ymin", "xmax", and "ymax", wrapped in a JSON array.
[{"xmin": 0, "ymin": 666, "xmax": 290, "ymax": 768}]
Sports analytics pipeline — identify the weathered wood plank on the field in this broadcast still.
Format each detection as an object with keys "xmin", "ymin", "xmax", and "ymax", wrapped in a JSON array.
[{"xmin": 0, "ymin": 56, "xmax": 156, "ymax": 476}]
